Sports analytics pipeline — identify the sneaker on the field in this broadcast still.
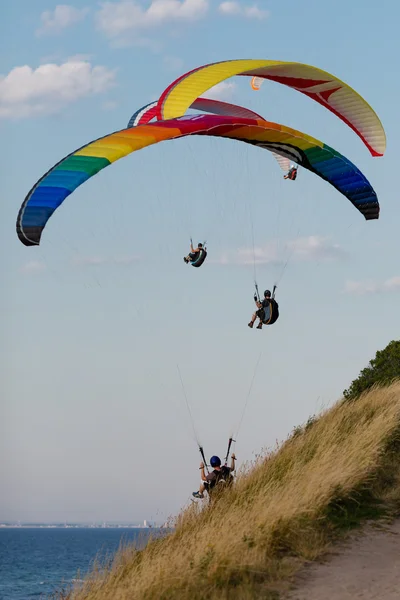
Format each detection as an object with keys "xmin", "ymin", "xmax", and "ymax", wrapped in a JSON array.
[
  {"xmin": 248, "ymin": 322, "xmax": 254, "ymax": 328},
  {"xmin": 192, "ymin": 491, "xmax": 204, "ymax": 499},
  {"xmin": 256, "ymin": 323, "xmax": 263, "ymax": 329}
]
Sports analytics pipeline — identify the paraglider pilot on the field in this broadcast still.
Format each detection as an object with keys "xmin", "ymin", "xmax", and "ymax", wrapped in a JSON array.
[
  {"xmin": 248, "ymin": 289, "xmax": 279, "ymax": 329},
  {"xmin": 284, "ymin": 165, "xmax": 298, "ymax": 180},
  {"xmin": 184, "ymin": 241, "xmax": 205, "ymax": 264},
  {"xmin": 193, "ymin": 454, "xmax": 236, "ymax": 499}
]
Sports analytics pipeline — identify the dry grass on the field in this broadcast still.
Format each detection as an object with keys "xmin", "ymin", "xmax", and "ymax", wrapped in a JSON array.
[{"xmin": 62, "ymin": 382, "xmax": 400, "ymax": 600}]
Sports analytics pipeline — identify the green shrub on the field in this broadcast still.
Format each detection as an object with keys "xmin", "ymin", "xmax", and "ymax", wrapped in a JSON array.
[{"xmin": 343, "ymin": 340, "xmax": 400, "ymax": 400}]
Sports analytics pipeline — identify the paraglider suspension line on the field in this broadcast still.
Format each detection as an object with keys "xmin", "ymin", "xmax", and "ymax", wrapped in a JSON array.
[
  {"xmin": 235, "ymin": 352, "xmax": 263, "ymax": 440},
  {"xmin": 177, "ymin": 364, "xmax": 209, "ymax": 473},
  {"xmin": 250, "ymin": 211, "xmax": 257, "ymax": 289},
  {"xmin": 275, "ymin": 226, "xmax": 301, "ymax": 287},
  {"xmin": 177, "ymin": 364, "xmax": 198, "ymax": 442}
]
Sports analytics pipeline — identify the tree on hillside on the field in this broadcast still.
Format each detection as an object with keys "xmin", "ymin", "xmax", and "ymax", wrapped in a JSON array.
[{"xmin": 343, "ymin": 340, "xmax": 400, "ymax": 400}]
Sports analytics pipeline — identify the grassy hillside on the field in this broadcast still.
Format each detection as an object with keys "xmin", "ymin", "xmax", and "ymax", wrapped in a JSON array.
[{"xmin": 63, "ymin": 382, "xmax": 400, "ymax": 600}]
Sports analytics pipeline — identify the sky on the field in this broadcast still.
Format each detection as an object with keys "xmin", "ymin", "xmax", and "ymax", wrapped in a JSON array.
[{"xmin": 1, "ymin": 0, "xmax": 399, "ymax": 524}]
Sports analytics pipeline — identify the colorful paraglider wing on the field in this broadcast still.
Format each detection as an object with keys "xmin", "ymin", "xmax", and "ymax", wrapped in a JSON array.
[
  {"xmin": 127, "ymin": 101, "xmax": 158, "ymax": 128},
  {"xmin": 17, "ymin": 115, "xmax": 379, "ymax": 246},
  {"xmin": 128, "ymin": 99, "xmax": 287, "ymax": 172},
  {"xmin": 191, "ymin": 98, "xmax": 264, "ymax": 120},
  {"xmin": 127, "ymin": 97, "xmax": 264, "ymax": 129},
  {"xmin": 217, "ymin": 121, "xmax": 378, "ymax": 218},
  {"xmin": 157, "ymin": 59, "xmax": 386, "ymax": 157},
  {"xmin": 250, "ymin": 76, "xmax": 264, "ymax": 91},
  {"xmin": 17, "ymin": 124, "xmax": 183, "ymax": 246}
]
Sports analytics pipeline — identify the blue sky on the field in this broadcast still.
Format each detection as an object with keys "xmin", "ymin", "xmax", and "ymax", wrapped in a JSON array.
[{"xmin": 1, "ymin": 0, "xmax": 398, "ymax": 524}]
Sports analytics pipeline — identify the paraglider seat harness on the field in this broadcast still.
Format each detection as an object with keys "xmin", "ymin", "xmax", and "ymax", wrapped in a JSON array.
[
  {"xmin": 190, "ymin": 247, "xmax": 207, "ymax": 268},
  {"xmin": 257, "ymin": 298, "xmax": 279, "ymax": 325},
  {"xmin": 204, "ymin": 466, "xmax": 234, "ymax": 494},
  {"xmin": 284, "ymin": 166, "xmax": 298, "ymax": 181},
  {"xmin": 255, "ymin": 285, "xmax": 279, "ymax": 325},
  {"xmin": 184, "ymin": 240, "xmax": 207, "ymax": 267}
]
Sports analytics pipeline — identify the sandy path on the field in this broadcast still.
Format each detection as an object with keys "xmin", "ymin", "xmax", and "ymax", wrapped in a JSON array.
[{"xmin": 286, "ymin": 520, "xmax": 400, "ymax": 600}]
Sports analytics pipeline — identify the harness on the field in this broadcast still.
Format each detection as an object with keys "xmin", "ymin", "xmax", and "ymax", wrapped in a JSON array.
[
  {"xmin": 266, "ymin": 298, "xmax": 279, "ymax": 324},
  {"xmin": 191, "ymin": 248, "xmax": 207, "ymax": 268},
  {"xmin": 207, "ymin": 466, "xmax": 233, "ymax": 490},
  {"xmin": 259, "ymin": 298, "xmax": 279, "ymax": 325}
]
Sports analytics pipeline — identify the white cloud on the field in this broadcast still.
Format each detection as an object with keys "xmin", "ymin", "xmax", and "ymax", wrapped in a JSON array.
[
  {"xmin": 219, "ymin": 1, "xmax": 268, "ymax": 19},
  {"xmin": 0, "ymin": 60, "xmax": 116, "ymax": 119},
  {"xmin": 343, "ymin": 280, "xmax": 378, "ymax": 295},
  {"xmin": 244, "ymin": 4, "xmax": 268, "ymax": 19},
  {"xmin": 344, "ymin": 276, "xmax": 400, "ymax": 295},
  {"xmin": 203, "ymin": 81, "xmax": 236, "ymax": 101},
  {"xmin": 20, "ymin": 261, "xmax": 46, "ymax": 274},
  {"xmin": 212, "ymin": 236, "xmax": 345, "ymax": 266},
  {"xmin": 96, "ymin": 0, "xmax": 209, "ymax": 39},
  {"xmin": 232, "ymin": 243, "xmax": 281, "ymax": 266},
  {"xmin": 39, "ymin": 53, "xmax": 93, "ymax": 65},
  {"xmin": 219, "ymin": 1, "xmax": 240, "ymax": 14},
  {"xmin": 384, "ymin": 276, "xmax": 400, "ymax": 291},
  {"xmin": 36, "ymin": 5, "xmax": 89, "ymax": 36},
  {"xmin": 286, "ymin": 235, "xmax": 347, "ymax": 261}
]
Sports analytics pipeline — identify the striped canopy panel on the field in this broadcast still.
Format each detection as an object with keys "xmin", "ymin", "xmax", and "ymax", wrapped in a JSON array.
[
  {"xmin": 17, "ymin": 115, "xmax": 379, "ymax": 246},
  {"xmin": 157, "ymin": 59, "xmax": 386, "ymax": 157}
]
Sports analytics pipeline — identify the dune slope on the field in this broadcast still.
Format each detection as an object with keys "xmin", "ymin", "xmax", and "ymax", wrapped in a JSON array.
[{"xmin": 64, "ymin": 382, "xmax": 400, "ymax": 600}]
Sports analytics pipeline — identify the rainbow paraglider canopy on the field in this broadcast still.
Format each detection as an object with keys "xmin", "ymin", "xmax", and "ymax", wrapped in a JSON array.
[{"xmin": 16, "ymin": 58, "xmax": 385, "ymax": 247}]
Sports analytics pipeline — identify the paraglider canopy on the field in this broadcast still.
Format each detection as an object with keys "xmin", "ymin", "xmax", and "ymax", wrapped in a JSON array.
[
  {"xmin": 156, "ymin": 58, "xmax": 386, "ymax": 157},
  {"xmin": 16, "ymin": 114, "xmax": 380, "ymax": 247}
]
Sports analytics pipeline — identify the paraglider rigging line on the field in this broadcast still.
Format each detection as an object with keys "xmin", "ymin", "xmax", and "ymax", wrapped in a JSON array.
[
  {"xmin": 246, "ymin": 174, "xmax": 259, "ymax": 294},
  {"xmin": 250, "ymin": 213, "xmax": 258, "ymax": 291},
  {"xmin": 274, "ymin": 226, "xmax": 301, "ymax": 287},
  {"xmin": 177, "ymin": 364, "xmax": 209, "ymax": 472},
  {"xmin": 244, "ymin": 149, "xmax": 261, "ymax": 297},
  {"xmin": 235, "ymin": 351, "xmax": 263, "ymax": 440},
  {"xmin": 177, "ymin": 364, "xmax": 198, "ymax": 443}
]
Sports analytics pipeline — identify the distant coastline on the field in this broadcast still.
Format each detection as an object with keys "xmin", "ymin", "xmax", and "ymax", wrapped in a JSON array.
[{"xmin": 0, "ymin": 522, "xmax": 164, "ymax": 529}]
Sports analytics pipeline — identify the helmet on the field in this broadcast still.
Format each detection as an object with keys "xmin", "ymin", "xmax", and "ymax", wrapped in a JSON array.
[
  {"xmin": 264, "ymin": 290, "xmax": 271, "ymax": 297},
  {"xmin": 210, "ymin": 455, "xmax": 221, "ymax": 467},
  {"xmin": 198, "ymin": 242, "xmax": 203, "ymax": 248}
]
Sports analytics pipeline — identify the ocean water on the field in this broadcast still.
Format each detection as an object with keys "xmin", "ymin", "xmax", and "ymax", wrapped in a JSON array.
[{"xmin": 0, "ymin": 528, "xmax": 156, "ymax": 600}]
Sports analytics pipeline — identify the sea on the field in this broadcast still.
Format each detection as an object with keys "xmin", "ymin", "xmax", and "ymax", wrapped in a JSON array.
[{"xmin": 0, "ymin": 527, "xmax": 157, "ymax": 600}]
